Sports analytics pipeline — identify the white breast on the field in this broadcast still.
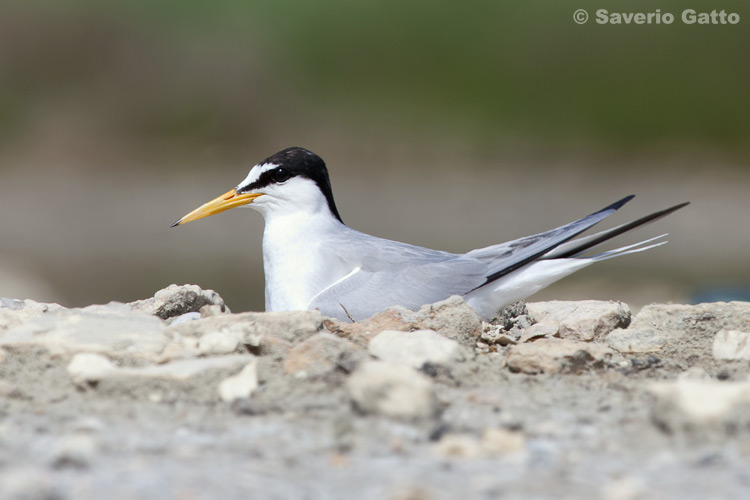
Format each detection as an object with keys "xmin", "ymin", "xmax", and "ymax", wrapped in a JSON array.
[{"xmin": 262, "ymin": 211, "xmax": 353, "ymax": 311}]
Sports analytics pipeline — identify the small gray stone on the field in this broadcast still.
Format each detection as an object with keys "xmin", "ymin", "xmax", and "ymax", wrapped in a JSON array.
[{"xmin": 129, "ymin": 284, "xmax": 229, "ymax": 320}]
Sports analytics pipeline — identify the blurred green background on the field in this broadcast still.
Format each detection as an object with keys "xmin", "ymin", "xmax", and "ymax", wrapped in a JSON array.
[{"xmin": 1, "ymin": 0, "xmax": 748, "ymax": 311}]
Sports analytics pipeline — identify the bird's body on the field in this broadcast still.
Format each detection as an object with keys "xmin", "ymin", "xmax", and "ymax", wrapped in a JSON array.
[{"xmin": 173, "ymin": 147, "xmax": 688, "ymax": 321}]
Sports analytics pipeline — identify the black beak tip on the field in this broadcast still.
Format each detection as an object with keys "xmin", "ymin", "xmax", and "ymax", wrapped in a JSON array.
[{"xmin": 170, "ymin": 219, "xmax": 181, "ymax": 228}]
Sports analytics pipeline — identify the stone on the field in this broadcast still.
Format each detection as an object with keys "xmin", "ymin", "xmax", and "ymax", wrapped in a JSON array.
[
  {"xmin": 608, "ymin": 302, "xmax": 750, "ymax": 361},
  {"xmin": 368, "ymin": 329, "xmax": 463, "ymax": 369},
  {"xmin": 284, "ymin": 332, "xmax": 360, "ymax": 378},
  {"xmin": 506, "ymin": 338, "xmax": 620, "ymax": 374},
  {"xmin": 0, "ymin": 298, "xmax": 64, "ymax": 332},
  {"xmin": 66, "ymin": 353, "xmax": 117, "ymax": 384},
  {"xmin": 526, "ymin": 300, "xmax": 630, "ymax": 341},
  {"xmin": 49, "ymin": 434, "xmax": 99, "ymax": 469},
  {"xmin": 602, "ymin": 477, "xmax": 646, "ymax": 500},
  {"xmin": 168, "ymin": 312, "xmax": 202, "ymax": 326},
  {"xmin": 325, "ymin": 296, "xmax": 482, "ymax": 349},
  {"xmin": 649, "ymin": 380, "xmax": 750, "ymax": 438},
  {"xmin": 128, "ymin": 284, "xmax": 229, "ymax": 320},
  {"xmin": 348, "ymin": 361, "xmax": 439, "ymax": 419},
  {"xmin": 168, "ymin": 310, "xmax": 325, "ymax": 353},
  {"xmin": 324, "ymin": 308, "xmax": 415, "ymax": 345},
  {"xmin": 197, "ymin": 330, "xmax": 242, "ymax": 355},
  {"xmin": 434, "ymin": 434, "xmax": 482, "ymax": 459},
  {"xmin": 418, "ymin": 296, "xmax": 484, "ymax": 346},
  {"xmin": 0, "ymin": 304, "xmax": 170, "ymax": 360},
  {"xmin": 481, "ymin": 428, "xmax": 526, "ymax": 455},
  {"xmin": 218, "ymin": 358, "xmax": 259, "ymax": 402},
  {"xmin": 518, "ymin": 321, "xmax": 559, "ymax": 343},
  {"xmin": 712, "ymin": 330, "xmax": 750, "ymax": 360},
  {"xmin": 103, "ymin": 354, "xmax": 256, "ymax": 382},
  {"xmin": 607, "ymin": 328, "xmax": 665, "ymax": 354}
]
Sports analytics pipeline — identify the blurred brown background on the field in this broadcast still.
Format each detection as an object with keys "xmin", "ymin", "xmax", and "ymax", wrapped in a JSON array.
[{"xmin": 1, "ymin": 0, "xmax": 748, "ymax": 312}]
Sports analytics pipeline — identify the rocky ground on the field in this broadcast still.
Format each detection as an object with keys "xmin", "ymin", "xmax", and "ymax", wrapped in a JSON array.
[{"xmin": 2, "ymin": 285, "xmax": 750, "ymax": 499}]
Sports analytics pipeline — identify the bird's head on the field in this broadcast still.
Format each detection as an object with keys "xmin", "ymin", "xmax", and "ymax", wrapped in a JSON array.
[{"xmin": 171, "ymin": 147, "xmax": 343, "ymax": 227}]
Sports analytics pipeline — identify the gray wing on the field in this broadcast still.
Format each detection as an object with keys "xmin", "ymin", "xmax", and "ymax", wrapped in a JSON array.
[
  {"xmin": 310, "ymin": 195, "xmax": 636, "ymax": 321},
  {"xmin": 308, "ymin": 255, "xmax": 488, "ymax": 321}
]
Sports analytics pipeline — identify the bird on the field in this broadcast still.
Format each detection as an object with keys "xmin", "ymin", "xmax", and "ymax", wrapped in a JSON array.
[{"xmin": 172, "ymin": 147, "xmax": 688, "ymax": 322}]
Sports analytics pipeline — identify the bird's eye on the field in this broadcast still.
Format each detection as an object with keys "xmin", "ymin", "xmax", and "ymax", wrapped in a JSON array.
[{"xmin": 272, "ymin": 167, "xmax": 291, "ymax": 183}]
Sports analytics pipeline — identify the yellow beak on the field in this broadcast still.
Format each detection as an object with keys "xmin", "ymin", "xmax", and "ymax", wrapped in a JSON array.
[{"xmin": 171, "ymin": 188, "xmax": 264, "ymax": 227}]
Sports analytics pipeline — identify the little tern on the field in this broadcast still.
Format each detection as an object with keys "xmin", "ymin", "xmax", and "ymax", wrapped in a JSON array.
[{"xmin": 172, "ymin": 147, "xmax": 688, "ymax": 321}]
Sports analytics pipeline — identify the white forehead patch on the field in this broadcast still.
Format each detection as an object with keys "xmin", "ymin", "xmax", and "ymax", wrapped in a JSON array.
[{"xmin": 236, "ymin": 162, "xmax": 279, "ymax": 190}]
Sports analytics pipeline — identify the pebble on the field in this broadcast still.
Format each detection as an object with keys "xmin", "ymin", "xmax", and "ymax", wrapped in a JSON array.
[
  {"xmin": 347, "ymin": 361, "xmax": 439, "ymax": 420},
  {"xmin": 66, "ymin": 352, "xmax": 117, "ymax": 384},
  {"xmin": 197, "ymin": 330, "xmax": 242, "ymax": 355},
  {"xmin": 518, "ymin": 321, "xmax": 559, "ymax": 343},
  {"xmin": 218, "ymin": 358, "xmax": 259, "ymax": 402}
]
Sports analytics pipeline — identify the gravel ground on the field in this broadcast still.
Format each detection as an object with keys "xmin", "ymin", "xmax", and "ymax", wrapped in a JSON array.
[{"xmin": 2, "ymin": 286, "xmax": 750, "ymax": 499}]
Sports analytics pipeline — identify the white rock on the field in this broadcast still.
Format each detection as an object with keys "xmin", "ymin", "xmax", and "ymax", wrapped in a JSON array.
[
  {"xmin": 106, "ymin": 354, "xmax": 256, "ymax": 382},
  {"xmin": 197, "ymin": 330, "xmax": 242, "ymax": 355},
  {"xmin": 368, "ymin": 329, "xmax": 462, "ymax": 368},
  {"xmin": 0, "ymin": 298, "xmax": 64, "ymax": 332},
  {"xmin": 526, "ymin": 300, "xmax": 630, "ymax": 341},
  {"xmin": 649, "ymin": 380, "xmax": 750, "ymax": 438},
  {"xmin": 218, "ymin": 358, "xmax": 259, "ymax": 402},
  {"xmin": 506, "ymin": 338, "xmax": 620, "ymax": 374},
  {"xmin": 0, "ymin": 305, "xmax": 169, "ymax": 359},
  {"xmin": 66, "ymin": 353, "xmax": 117, "ymax": 384},
  {"xmin": 712, "ymin": 330, "xmax": 750, "ymax": 360},
  {"xmin": 348, "ymin": 361, "xmax": 438, "ymax": 419}
]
